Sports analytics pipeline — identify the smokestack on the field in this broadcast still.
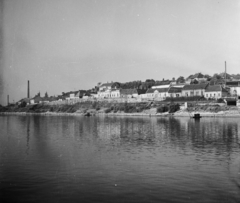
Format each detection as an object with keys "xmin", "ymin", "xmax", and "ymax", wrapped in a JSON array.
[
  {"xmin": 225, "ymin": 61, "xmax": 227, "ymax": 85},
  {"xmin": 28, "ymin": 80, "xmax": 30, "ymax": 98},
  {"xmin": 7, "ymin": 95, "xmax": 9, "ymax": 105}
]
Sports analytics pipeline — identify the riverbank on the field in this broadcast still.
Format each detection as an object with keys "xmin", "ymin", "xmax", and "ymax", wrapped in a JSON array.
[
  {"xmin": 1, "ymin": 101, "xmax": 240, "ymax": 117},
  {"xmin": 1, "ymin": 108, "xmax": 240, "ymax": 118}
]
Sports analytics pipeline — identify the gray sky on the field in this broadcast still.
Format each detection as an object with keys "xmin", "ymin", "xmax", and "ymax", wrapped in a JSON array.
[{"xmin": 1, "ymin": 0, "xmax": 240, "ymax": 104}]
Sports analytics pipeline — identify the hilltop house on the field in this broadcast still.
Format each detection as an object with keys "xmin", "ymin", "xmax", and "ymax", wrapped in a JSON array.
[
  {"xmin": 186, "ymin": 73, "xmax": 207, "ymax": 84},
  {"xmin": 182, "ymin": 83, "xmax": 209, "ymax": 97},
  {"xmin": 98, "ymin": 82, "xmax": 120, "ymax": 98},
  {"xmin": 62, "ymin": 91, "xmax": 80, "ymax": 100},
  {"xmin": 204, "ymin": 85, "xmax": 228, "ymax": 99},
  {"xmin": 110, "ymin": 89, "xmax": 121, "ymax": 98}
]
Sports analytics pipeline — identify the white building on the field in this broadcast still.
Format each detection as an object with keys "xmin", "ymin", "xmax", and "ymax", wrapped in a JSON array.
[
  {"xmin": 226, "ymin": 81, "xmax": 240, "ymax": 97},
  {"xmin": 204, "ymin": 85, "xmax": 228, "ymax": 99}
]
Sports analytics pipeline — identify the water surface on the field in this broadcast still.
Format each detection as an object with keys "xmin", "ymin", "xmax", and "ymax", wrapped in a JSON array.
[{"xmin": 0, "ymin": 115, "xmax": 240, "ymax": 203}]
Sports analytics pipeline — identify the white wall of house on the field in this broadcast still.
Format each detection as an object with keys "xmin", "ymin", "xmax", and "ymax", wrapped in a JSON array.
[
  {"xmin": 229, "ymin": 87, "xmax": 240, "ymax": 96},
  {"xmin": 182, "ymin": 89, "xmax": 205, "ymax": 97},
  {"xmin": 111, "ymin": 90, "xmax": 120, "ymax": 98},
  {"xmin": 169, "ymin": 92, "xmax": 182, "ymax": 97},
  {"xmin": 139, "ymin": 94, "xmax": 148, "ymax": 98},
  {"xmin": 204, "ymin": 91, "xmax": 222, "ymax": 99},
  {"xmin": 146, "ymin": 93, "xmax": 154, "ymax": 98}
]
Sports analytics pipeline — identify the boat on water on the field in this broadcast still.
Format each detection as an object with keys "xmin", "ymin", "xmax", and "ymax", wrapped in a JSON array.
[{"xmin": 191, "ymin": 113, "xmax": 201, "ymax": 119}]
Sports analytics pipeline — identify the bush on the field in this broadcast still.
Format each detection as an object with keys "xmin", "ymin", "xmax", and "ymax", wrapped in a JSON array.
[
  {"xmin": 92, "ymin": 101, "xmax": 97, "ymax": 108},
  {"xmin": 169, "ymin": 103, "xmax": 180, "ymax": 113},
  {"xmin": 157, "ymin": 106, "xmax": 169, "ymax": 113},
  {"xmin": 217, "ymin": 98, "xmax": 224, "ymax": 103},
  {"xmin": 105, "ymin": 108, "xmax": 112, "ymax": 113}
]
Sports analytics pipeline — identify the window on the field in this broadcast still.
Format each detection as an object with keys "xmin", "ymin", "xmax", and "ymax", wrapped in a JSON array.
[{"xmin": 206, "ymin": 94, "xmax": 208, "ymax": 97}]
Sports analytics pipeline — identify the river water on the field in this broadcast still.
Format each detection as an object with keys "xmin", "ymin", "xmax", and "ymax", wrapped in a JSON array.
[{"xmin": 0, "ymin": 115, "xmax": 240, "ymax": 203}]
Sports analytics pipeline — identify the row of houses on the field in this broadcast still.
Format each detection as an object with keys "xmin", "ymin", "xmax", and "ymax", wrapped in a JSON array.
[
  {"xmin": 97, "ymin": 81, "xmax": 232, "ymax": 100},
  {"xmin": 17, "ymin": 77, "xmax": 240, "ymax": 106}
]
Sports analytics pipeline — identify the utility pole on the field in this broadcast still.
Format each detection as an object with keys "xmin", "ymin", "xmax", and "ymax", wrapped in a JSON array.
[
  {"xmin": 225, "ymin": 61, "xmax": 227, "ymax": 85},
  {"xmin": 28, "ymin": 80, "xmax": 30, "ymax": 98}
]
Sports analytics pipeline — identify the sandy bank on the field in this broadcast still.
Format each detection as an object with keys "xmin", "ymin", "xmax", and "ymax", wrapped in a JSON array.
[{"xmin": 1, "ymin": 110, "xmax": 240, "ymax": 118}]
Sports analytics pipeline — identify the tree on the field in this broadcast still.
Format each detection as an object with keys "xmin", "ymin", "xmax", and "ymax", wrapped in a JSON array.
[
  {"xmin": 213, "ymin": 73, "xmax": 221, "ymax": 79},
  {"xmin": 191, "ymin": 79, "xmax": 199, "ymax": 84},
  {"xmin": 176, "ymin": 76, "xmax": 185, "ymax": 84},
  {"xmin": 45, "ymin": 92, "xmax": 48, "ymax": 98}
]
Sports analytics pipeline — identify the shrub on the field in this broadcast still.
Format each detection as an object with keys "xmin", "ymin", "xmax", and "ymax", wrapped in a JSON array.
[
  {"xmin": 169, "ymin": 103, "xmax": 180, "ymax": 113},
  {"xmin": 157, "ymin": 106, "xmax": 169, "ymax": 113},
  {"xmin": 105, "ymin": 108, "xmax": 112, "ymax": 113},
  {"xmin": 217, "ymin": 98, "xmax": 224, "ymax": 103},
  {"xmin": 92, "ymin": 101, "xmax": 97, "ymax": 108}
]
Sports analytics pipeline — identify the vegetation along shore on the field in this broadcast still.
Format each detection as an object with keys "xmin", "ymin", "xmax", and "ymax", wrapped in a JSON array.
[{"xmin": 1, "ymin": 98, "xmax": 240, "ymax": 118}]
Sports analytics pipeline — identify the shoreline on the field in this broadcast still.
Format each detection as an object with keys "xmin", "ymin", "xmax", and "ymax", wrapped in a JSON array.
[{"xmin": 1, "ymin": 111, "xmax": 240, "ymax": 118}]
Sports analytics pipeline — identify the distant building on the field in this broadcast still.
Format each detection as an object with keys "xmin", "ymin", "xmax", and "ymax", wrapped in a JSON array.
[
  {"xmin": 226, "ymin": 81, "xmax": 240, "ymax": 96},
  {"xmin": 168, "ymin": 87, "xmax": 183, "ymax": 97},
  {"xmin": 182, "ymin": 83, "xmax": 208, "ymax": 97},
  {"xmin": 146, "ymin": 88, "xmax": 169, "ymax": 100},
  {"xmin": 120, "ymin": 89, "xmax": 146, "ymax": 98},
  {"xmin": 204, "ymin": 85, "xmax": 228, "ymax": 99}
]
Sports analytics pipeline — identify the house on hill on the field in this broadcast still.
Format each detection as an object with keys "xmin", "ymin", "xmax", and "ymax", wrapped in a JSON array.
[
  {"xmin": 62, "ymin": 91, "xmax": 80, "ymax": 100},
  {"xmin": 204, "ymin": 85, "xmax": 228, "ymax": 99},
  {"xmin": 168, "ymin": 87, "xmax": 183, "ymax": 97},
  {"xmin": 209, "ymin": 78, "xmax": 225, "ymax": 86},
  {"xmin": 18, "ymin": 98, "xmax": 31, "ymax": 106},
  {"xmin": 98, "ymin": 82, "xmax": 121, "ymax": 98},
  {"xmin": 120, "ymin": 89, "xmax": 146, "ymax": 98},
  {"xmin": 226, "ymin": 81, "xmax": 240, "ymax": 96},
  {"xmin": 186, "ymin": 73, "xmax": 207, "ymax": 84},
  {"xmin": 152, "ymin": 80, "xmax": 172, "ymax": 89},
  {"xmin": 182, "ymin": 83, "xmax": 209, "ymax": 97},
  {"xmin": 145, "ymin": 88, "xmax": 169, "ymax": 100}
]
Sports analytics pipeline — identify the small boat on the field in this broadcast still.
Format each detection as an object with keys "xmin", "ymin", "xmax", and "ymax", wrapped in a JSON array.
[{"xmin": 191, "ymin": 113, "xmax": 201, "ymax": 119}]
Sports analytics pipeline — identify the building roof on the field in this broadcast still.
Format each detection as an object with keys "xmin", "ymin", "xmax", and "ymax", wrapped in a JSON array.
[
  {"xmin": 146, "ymin": 89, "xmax": 155, "ymax": 93},
  {"xmin": 146, "ymin": 88, "xmax": 169, "ymax": 93},
  {"xmin": 168, "ymin": 87, "xmax": 182, "ymax": 93},
  {"xmin": 120, "ymin": 89, "xmax": 138, "ymax": 95},
  {"xmin": 154, "ymin": 80, "xmax": 172, "ymax": 86},
  {"xmin": 205, "ymin": 85, "xmax": 222, "ymax": 92},
  {"xmin": 226, "ymin": 81, "xmax": 240, "ymax": 87},
  {"xmin": 18, "ymin": 98, "xmax": 31, "ymax": 103},
  {"xmin": 182, "ymin": 83, "xmax": 208, "ymax": 90},
  {"xmin": 209, "ymin": 78, "xmax": 225, "ymax": 85}
]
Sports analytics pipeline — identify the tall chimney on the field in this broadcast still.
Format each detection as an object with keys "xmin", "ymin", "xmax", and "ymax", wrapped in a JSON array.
[
  {"xmin": 225, "ymin": 61, "xmax": 227, "ymax": 85},
  {"xmin": 7, "ymin": 95, "xmax": 9, "ymax": 105},
  {"xmin": 28, "ymin": 80, "xmax": 30, "ymax": 98}
]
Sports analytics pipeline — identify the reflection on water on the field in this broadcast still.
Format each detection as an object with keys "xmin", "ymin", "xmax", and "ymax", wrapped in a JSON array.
[{"xmin": 0, "ymin": 115, "xmax": 240, "ymax": 203}]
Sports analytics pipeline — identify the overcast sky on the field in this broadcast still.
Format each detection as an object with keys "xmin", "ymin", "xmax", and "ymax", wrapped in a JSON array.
[{"xmin": 1, "ymin": 0, "xmax": 240, "ymax": 104}]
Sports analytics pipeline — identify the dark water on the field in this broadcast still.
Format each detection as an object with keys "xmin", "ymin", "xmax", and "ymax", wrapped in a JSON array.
[{"xmin": 0, "ymin": 115, "xmax": 240, "ymax": 203}]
